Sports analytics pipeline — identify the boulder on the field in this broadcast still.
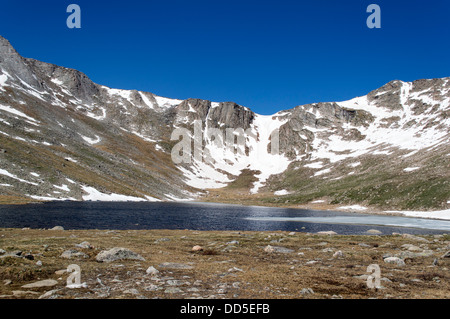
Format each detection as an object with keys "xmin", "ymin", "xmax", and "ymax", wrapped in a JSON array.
[
  {"xmin": 264, "ymin": 245, "xmax": 294, "ymax": 254},
  {"xmin": 384, "ymin": 257, "xmax": 405, "ymax": 267},
  {"xmin": 75, "ymin": 241, "xmax": 93, "ymax": 249},
  {"xmin": 60, "ymin": 249, "xmax": 89, "ymax": 259},
  {"xmin": 401, "ymin": 234, "xmax": 430, "ymax": 243},
  {"xmin": 146, "ymin": 266, "xmax": 160, "ymax": 275},
  {"xmin": 158, "ymin": 262, "xmax": 193, "ymax": 270},
  {"xmin": 22, "ymin": 279, "xmax": 58, "ymax": 289},
  {"xmin": 316, "ymin": 231, "xmax": 337, "ymax": 236},
  {"xmin": 95, "ymin": 247, "xmax": 145, "ymax": 263}
]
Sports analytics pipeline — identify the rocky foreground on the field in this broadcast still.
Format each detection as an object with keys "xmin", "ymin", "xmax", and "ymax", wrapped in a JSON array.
[{"xmin": 0, "ymin": 228, "xmax": 448, "ymax": 299}]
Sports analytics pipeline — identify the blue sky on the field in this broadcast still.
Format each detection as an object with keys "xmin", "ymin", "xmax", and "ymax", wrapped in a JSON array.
[{"xmin": 1, "ymin": 0, "xmax": 449, "ymax": 114}]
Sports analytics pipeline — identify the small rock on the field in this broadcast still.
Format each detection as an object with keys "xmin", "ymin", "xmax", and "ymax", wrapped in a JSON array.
[
  {"xmin": 61, "ymin": 249, "xmax": 89, "ymax": 259},
  {"xmin": 396, "ymin": 250, "xmax": 433, "ymax": 259},
  {"xmin": 264, "ymin": 245, "xmax": 294, "ymax": 253},
  {"xmin": 316, "ymin": 231, "xmax": 337, "ymax": 236},
  {"xmin": 333, "ymin": 250, "xmax": 344, "ymax": 258},
  {"xmin": 192, "ymin": 245, "xmax": 203, "ymax": 252},
  {"xmin": 167, "ymin": 280, "xmax": 184, "ymax": 286},
  {"xmin": 402, "ymin": 234, "xmax": 430, "ymax": 243},
  {"xmin": 36, "ymin": 260, "xmax": 42, "ymax": 266},
  {"xmin": 75, "ymin": 241, "xmax": 93, "ymax": 249},
  {"xmin": 13, "ymin": 290, "xmax": 40, "ymax": 297},
  {"xmin": 0, "ymin": 249, "xmax": 5, "ymax": 255},
  {"xmin": 300, "ymin": 288, "xmax": 314, "ymax": 295},
  {"xmin": 9, "ymin": 250, "xmax": 22, "ymax": 257},
  {"xmin": 154, "ymin": 238, "xmax": 171, "ymax": 243},
  {"xmin": 38, "ymin": 289, "xmax": 60, "ymax": 299},
  {"xmin": 96, "ymin": 247, "xmax": 145, "ymax": 263},
  {"xmin": 144, "ymin": 284, "xmax": 160, "ymax": 292},
  {"xmin": 441, "ymin": 251, "xmax": 450, "ymax": 258},
  {"xmin": 146, "ymin": 266, "xmax": 160, "ymax": 275},
  {"xmin": 164, "ymin": 287, "xmax": 183, "ymax": 294},
  {"xmin": 50, "ymin": 226, "xmax": 64, "ymax": 231},
  {"xmin": 23, "ymin": 253, "xmax": 34, "ymax": 260},
  {"xmin": 22, "ymin": 279, "xmax": 58, "ymax": 289},
  {"xmin": 401, "ymin": 244, "xmax": 422, "ymax": 252},
  {"xmin": 158, "ymin": 262, "xmax": 193, "ymax": 270},
  {"xmin": 3, "ymin": 280, "xmax": 12, "ymax": 285},
  {"xmin": 384, "ymin": 257, "xmax": 405, "ymax": 267},
  {"xmin": 228, "ymin": 267, "xmax": 244, "ymax": 272},
  {"xmin": 55, "ymin": 269, "xmax": 67, "ymax": 275},
  {"xmin": 264, "ymin": 245, "xmax": 274, "ymax": 253},
  {"xmin": 123, "ymin": 289, "xmax": 140, "ymax": 295}
]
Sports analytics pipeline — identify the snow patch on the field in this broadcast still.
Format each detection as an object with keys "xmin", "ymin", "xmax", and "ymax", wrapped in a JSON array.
[
  {"xmin": 0, "ymin": 168, "xmax": 39, "ymax": 186},
  {"xmin": 54, "ymin": 184, "xmax": 70, "ymax": 192},
  {"xmin": 274, "ymin": 189, "xmax": 290, "ymax": 196},
  {"xmin": 80, "ymin": 135, "xmax": 101, "ymax": 145},
  {"xmin": 81, "ymin": 186, "xmax": 147, "ymax": 202},
  {"xmin": 338, "ymin": 205, "xmax": 368, "ymax": 211},
  {"xmin": 314, "ymin": 168, "xmax": 331, "ymax": 177},
  {"xmin": 154, "ymin": 95, "xmax": 182, "ymax": 108},
  {"xmin": 385, "ymin": 209, "xmax": 450, "ymax": 221},
  {"xmin": 403, "ymin": 167, "xmax": 420, "ymax": 172},
  {"xmin": 0, "ymin": 74, "xmax": 8, "ymax": 90},
  {"xmin": 304, "ymin": 161, "xmax": 324, "ymax": 169},
  {"xmin": 0, "ymin": 104, "xmax": 39, "ymax": 124}
]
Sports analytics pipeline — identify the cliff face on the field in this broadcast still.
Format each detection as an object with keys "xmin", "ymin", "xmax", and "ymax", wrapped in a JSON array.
[{"xmin": 0, "ymin": 35, "xmax": 449, "ymax": 210}]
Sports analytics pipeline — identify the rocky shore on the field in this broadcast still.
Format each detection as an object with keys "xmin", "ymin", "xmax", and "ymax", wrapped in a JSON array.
[{"xmin": 0, "ymin": 228, "xmax": 448, "ymax": 299}]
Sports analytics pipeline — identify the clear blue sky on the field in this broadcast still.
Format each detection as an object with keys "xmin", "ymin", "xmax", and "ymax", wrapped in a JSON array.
[{"xmin": 1, "ymin": 0, "xmax": 449, "ymax": 114}]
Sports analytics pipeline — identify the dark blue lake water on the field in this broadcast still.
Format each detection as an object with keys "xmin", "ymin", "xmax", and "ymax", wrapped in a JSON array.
[{"xmin": 0, "ymin": 201, "xmax": 449, "ymax": 235}]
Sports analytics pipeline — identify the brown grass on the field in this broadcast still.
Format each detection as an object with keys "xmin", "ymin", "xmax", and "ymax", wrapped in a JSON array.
[{"xmin": 0, "ymin": 228, "xmax": 448, "ymax": 299}]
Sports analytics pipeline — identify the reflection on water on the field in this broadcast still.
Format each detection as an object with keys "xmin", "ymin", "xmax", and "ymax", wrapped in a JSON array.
[{"xmin": 0, "ymin": 201, "xmax": 448, "ymax": 235}]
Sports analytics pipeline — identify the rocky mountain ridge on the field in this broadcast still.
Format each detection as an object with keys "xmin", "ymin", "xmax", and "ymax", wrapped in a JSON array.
[{"xmin": 0, "ymin": 35, "xmax": 449, "ymax": 210}]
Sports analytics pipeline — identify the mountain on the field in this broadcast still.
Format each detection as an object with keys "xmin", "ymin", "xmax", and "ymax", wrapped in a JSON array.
[{"xmin": 0, "ymin": 35, "xmax": 449, "ymax": 210}]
